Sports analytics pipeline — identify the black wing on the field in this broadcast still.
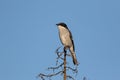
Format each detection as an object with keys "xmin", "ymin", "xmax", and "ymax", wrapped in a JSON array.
[{"xmin": 69, "ymin": 30, "xmax": 75, "ymax": 51}]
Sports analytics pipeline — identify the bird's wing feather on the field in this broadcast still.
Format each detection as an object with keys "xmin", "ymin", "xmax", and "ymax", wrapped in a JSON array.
[{"xmin": 69, "ymin": 30, "xmax": 75, "ymax": 51}]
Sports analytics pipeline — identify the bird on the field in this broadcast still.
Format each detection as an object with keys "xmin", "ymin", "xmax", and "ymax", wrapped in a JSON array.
[{"xmin": 56, "ymin": 22, "xmax": 78, "ymax": 65}]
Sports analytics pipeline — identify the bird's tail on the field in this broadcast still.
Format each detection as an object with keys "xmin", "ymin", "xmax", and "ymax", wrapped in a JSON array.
[{"xmin": 71, "ymin": 52, "xmax": 78, "ymax": 65}]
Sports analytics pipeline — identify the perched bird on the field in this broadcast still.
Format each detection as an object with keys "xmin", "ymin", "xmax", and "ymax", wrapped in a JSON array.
[{"xmin": 56, "ymin": 22, "xmax": 78, "ymax": 65}]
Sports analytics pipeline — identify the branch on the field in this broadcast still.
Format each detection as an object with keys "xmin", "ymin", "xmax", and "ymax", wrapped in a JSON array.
[
  {"xmin": 67, "ymin": 75, "xmax": 75, "ymax": 80},
  {"xmin": 48, "ymin": 62, "xmax": 64, "ymax": 70},
  {"xmin": 66, "ymin": 66, "xmax": 78, "ymax": 73},
  {"xmin": 55, "ymin": 47, "xmax": 64, "ymax": 60},
  {"xmin": 38, "ymin": 47, "xmax": 79, "ymax": 80},
  {"xmin": 38, "ymin": 70, "xmax": 63, "ymax": 80}
]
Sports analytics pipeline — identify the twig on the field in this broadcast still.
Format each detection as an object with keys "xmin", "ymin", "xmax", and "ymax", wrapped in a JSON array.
[
  {"xmin": 48, "ymin": 62, "xmax": 64, "ymax": 70},
  {"xmin": 38, "ymin": 71, "xmax": 63, "ymax": 80},
  {"xmin": 67, "ymin": 75, "xmax": 75, "ymax": 80},
  {"xmin": 55, "ymin": 47, "xmax": 64, "ymax": 60},
  {"xmin": 66, "ymin": 66, "xmax": 78, "ymax": 73}
]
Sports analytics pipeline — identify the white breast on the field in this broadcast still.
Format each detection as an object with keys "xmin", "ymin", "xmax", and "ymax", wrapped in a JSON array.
[{"xmin": 58, "ymin": 26, "xmax": 72, "ymax": 47}]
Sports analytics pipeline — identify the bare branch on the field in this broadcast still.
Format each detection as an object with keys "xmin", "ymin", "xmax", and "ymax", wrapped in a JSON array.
[
  {"xmin": 48, "ymin": 62, "xmax": 64, "ymax": 70},
  {"xmin": 38, "ymin": 47, "xmax": 78, "ymax": 80},
  {"xmin": 66, "ymin": 66, "xmax": 78, "ymax": 73},
  {"xmin": 38, "ymin": 71, "xmax": 63, "ymax": 80},
  {"xmin": 55, "ymin": 47, "xmax": 64, "ymax": 60},
  {"xmin": 67, "ymin": 75, "xmax": 75, "ymax": 80}
]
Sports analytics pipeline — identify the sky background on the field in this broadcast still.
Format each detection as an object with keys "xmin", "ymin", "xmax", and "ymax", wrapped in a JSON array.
[{"xmin": 0, "ymin": 0, "xmax": 120, "ymax": 80}]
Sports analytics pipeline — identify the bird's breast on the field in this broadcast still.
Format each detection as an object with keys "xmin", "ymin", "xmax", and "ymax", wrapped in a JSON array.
[
  {"xmin": 60, "ymin": 32, "xmax": 68, "ymax": 42},
  {"xmin": 58, "ymin": 26, "xmax": 72, "ymax": 47},
  {"xmin": 59, "ymin": 31, "xmax": 72, "ymax": 47}
]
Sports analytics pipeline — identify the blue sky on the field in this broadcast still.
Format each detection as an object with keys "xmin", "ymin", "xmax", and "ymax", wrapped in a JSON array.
[{"xmin": 0, "ymin": 0, "xmax": 120, "ymax": 80}]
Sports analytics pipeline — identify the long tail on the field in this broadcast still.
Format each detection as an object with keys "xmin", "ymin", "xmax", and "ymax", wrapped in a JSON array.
[
  {"xmin": 70, "ymin": 47, "xmax": 78, "ymax": 65},
  {"xmin": 71, "ymin": 52, "xmax": 78, "ymax": 65}
]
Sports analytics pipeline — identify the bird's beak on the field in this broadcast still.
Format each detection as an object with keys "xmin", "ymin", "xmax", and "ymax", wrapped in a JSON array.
[{"xmin": 56, "ymin": 24, "xmax": 59, "ymax": 26}]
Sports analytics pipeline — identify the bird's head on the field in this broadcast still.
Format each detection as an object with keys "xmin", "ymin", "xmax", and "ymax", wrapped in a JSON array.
[{"xmin": 56, "ymin": 22, "xmax": 68, "ymax": 29}]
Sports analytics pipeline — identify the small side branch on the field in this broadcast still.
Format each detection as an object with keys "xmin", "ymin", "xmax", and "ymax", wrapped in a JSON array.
[
  {"xmin": 38, "ymin": 71, "xmax": 63, "ymax": 80},
  {"xmin": 55, "ymin": 47, "xmax": 64, "ymax": 60},
  {"xmin": 48, "ymin": 62, "xmax": 64, "ymax": 70},
  {"xmin": 67, "ymin": 75, "xmax": 75, "ymax": 80},
  {"xmin": 66, "ymin": 66, "xmax": 78, "ymax": 73}
]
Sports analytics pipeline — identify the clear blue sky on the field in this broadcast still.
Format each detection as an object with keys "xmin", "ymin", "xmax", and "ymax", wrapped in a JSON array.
[{"xmin": 0, "ymin": 0, "xmax": 120, "ymax": 80}]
